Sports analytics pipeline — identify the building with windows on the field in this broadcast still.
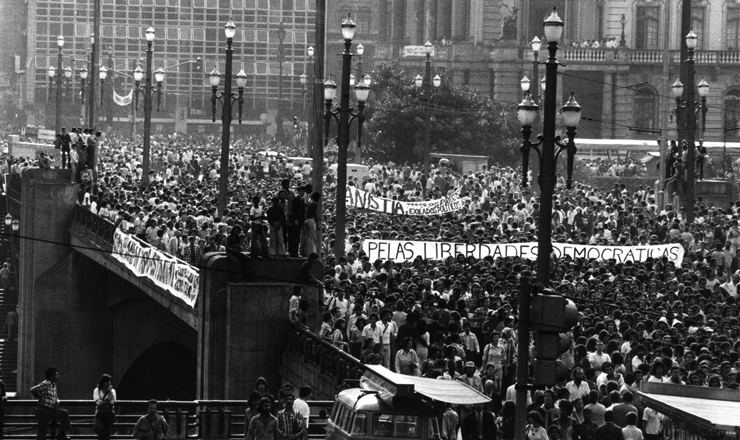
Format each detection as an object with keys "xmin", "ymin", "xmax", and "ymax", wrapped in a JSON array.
[
  {"xmin": 21, "ymin": 0, "xmax": 319, "ymax": 134},
  {"xmin": 361, "ymin": 0, "xmax": 740, "ymax": 143}
]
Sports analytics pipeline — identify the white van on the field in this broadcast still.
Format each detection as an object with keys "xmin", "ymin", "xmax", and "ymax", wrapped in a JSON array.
[{"xmin": 329, "ymin": 163, "xmax": 370, "ymax": 180}]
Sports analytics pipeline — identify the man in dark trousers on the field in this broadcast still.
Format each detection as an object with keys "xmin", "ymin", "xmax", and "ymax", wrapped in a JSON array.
[
  {"xmin": 461, "ymin": 403, "xmax": 497, "ymax": 440},
  {"xmin": 289, "ymin": 185, "xmax": 306, "ymax": 257},
  {"xmin": 30, "ymin": 367, "xmax": 70, "ymax": 440},
  {"xmin": 594, "ymin": 411, "xmax": 624, "ymax": 440}
]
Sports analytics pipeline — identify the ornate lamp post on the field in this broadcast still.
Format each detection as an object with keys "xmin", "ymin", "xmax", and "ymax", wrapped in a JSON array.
[
  {"xmin": 620, "ymin": 14, "xmax": 627, "ymax": 47},
  {"xmin": 275, "ymin": 22, "xmax": 287, "ymax": 143},
  {"xmin": 210, "ymin": 18, "xmax": 248, "ymax": 217},
  {"xmin": 531, "ymin": 36, "xmax": 541, "ymax": 103},
  {"xmin": 415, "ymin": 42, "xmax": 441, "ymax": 176},
  {"xmin": 324, "ymin": 14, "xmax": 371, "ymax": 257},
  {"xmin": 132, "ymin": 26, "xmax": 164, "ymax": 186},
  {"xmin": 53, "ymin": 35, "xmax": 65, "ymax": 133},
  {"xmin": 99, "ymin": 66, "xmax": 108, "ymax": 106},
  {"xmin": 515, "ymin": 9, "xmax": 583, "ymax": 440},
  {"xmin": 672, "ymin": 30, "xmax": 709, "ymax": 222},
  {"xmin": 88, "ymin": 32, "xmax": 98, "ymax": 129},
  {"xmin": 79, "ymin": 66, "xmax": 89, "ymax": 115}
]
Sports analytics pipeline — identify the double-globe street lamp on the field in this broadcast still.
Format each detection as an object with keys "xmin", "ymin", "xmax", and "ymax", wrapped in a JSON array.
[
  {"xmin": 209, "ymin": 19, "xmax": 248, "ymax": 218},
  {"xmin": 515, "ymin": 8, "xmax": 582, "ymax": 440},
  {"xmin": 324, "ymin": 14, "xmax": 371, "ymax": 257},
  {"xmin": 78, "ymin": 65, "xmax": 108, "ymax": 120},
  {"xmin": 300, "ymin": 46, "xmax": 315, "ymax": 155},
  {"xmin": 671, "ymin": 29, "xmax": 709, "ymax": 223},
  {"xmin": 132, "ymin": 27, "xmax": 165, "ymax": 187},
  {"xmin": 414, "ymin": 40, "xmax": 442, "ymax": 176},
  {"xmin": 48, "ymin": 36, "xmax": 66, "ymax": 133}
]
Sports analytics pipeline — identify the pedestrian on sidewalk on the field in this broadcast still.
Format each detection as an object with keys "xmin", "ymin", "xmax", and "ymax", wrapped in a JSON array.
[{"xmin": 4, "ymin": 306, "xmax": 17, "ymax": 342}]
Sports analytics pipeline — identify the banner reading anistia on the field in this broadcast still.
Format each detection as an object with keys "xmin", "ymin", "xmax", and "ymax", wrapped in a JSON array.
[
  {"xmin": 346, "ymin": 185, "xmax": 463, "ymax": 215},
  {"xmin": 112, "ymin": 230, "xmax": 200, "ymax": 307},
  {"xmin": 362, "ymin": 239, "xmax": 686, "ymax": 264}
]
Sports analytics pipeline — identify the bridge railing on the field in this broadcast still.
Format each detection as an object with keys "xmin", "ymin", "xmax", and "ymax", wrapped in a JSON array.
[
  {"xmin": 286, "ymin": 321, "xmax": 366, "ymax": 387},
  {"xmin": 72, "ymin": 205, "xmax": 117, "ymax": 245},
  {"xmin": 2, "ymin": 399, "xmax": 334, "ymax": 440}
]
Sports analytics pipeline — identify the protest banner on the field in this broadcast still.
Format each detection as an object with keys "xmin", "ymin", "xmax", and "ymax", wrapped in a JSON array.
[
  {"xmin": 112, "ymin": 230, "xmax": 199, "ymax": 307},
  {"xmin": 346, "ymin": 185, "xmax": 463, "ymax": 216},
  {"xmin": 362, "ymin": 239, "xmax": 685, "ymax": 264}
]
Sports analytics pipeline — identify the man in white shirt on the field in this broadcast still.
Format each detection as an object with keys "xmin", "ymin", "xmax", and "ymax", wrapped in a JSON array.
[
  {"xmin": 588, "ymin": 340, "xmax": 611, "ymax": 373},
  {"xmin": 293, "ymin": 386, "xmax": 311, "ymax": 425},
  {"xmin": 565, "ymin": 368, "xmax": 590, "ymax": 401},
  {"xmin": 375, "ymin": 310, "xmax": 397, "ymax": 370}
]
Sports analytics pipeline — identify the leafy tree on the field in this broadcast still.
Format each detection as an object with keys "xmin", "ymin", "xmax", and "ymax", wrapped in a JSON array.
[{"xmin": 362, "ymin": 63, "xmax": 521, "ymax": 167}]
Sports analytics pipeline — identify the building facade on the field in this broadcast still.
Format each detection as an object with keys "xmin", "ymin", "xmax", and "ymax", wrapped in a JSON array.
[
  {"xmin": 363, "ymin": 0, "xmax": 740, "ymax": 143},
  {"xmin": 22, "ymin": 0, "xmax": 319, "ymax": 134}
]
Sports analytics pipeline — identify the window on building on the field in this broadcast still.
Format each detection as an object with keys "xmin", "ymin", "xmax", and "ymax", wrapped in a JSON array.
[
  {"xmin": 725, "ymin": 89, "xmax": 740, "ymax": 138},
  {"xmin": 635, "ymin": 5, "xmax": 660, "ymax": 50},
  {"xmin": 356, "ymin": 8, "xmax": 371, "ymax": 35},
  {"xmin": 726, "ymin": 8, "xmax": 740, "ymax": 51},
  {"xmin": 634, "ymin": 87, "xmax": 657, "ymax": 131},
  {"xmin": 691, "ymin": 7, "xmax": 705, "ymax": 50}
]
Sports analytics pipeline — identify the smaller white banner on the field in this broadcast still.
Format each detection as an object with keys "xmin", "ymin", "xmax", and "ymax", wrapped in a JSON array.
[
  {"xmin": 346, "ymin": 185, "xmax": 463, "ymax": 216},
  {"xmin": 402, "ymin": 45, "xmax": 437, "ymax": 57},
  {"xmin": 113, "ymin": 88, "xmax": 133, "ymax": 107}
]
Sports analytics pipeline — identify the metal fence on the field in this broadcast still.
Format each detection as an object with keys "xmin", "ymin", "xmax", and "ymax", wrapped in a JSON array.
[{"xmin": 2, "ymin": 399, "xmax": 333, "ymax": 440}]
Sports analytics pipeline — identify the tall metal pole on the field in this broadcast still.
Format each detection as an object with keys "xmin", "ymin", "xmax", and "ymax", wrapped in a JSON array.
[
  {"xmin": 106, "ymin": 52, "xmax": 114, "ymax": 125},
  {"xmin": 680, "ymin": 0, "xmax": 694, "ymax": 221},
  {"xmin": 89, "ymin": 0, "xmax": 100, "ymax": 129},
  {"xmin": 276, "ymin": 22, "xmax": 286, "ymax": 143},
  {"xmin": 142, "ymin": 39, "xmax": 153, "ymax": 186},
  {"xmin": 531, "ymin": 48, "xmax": 539, "ymax": 105},
  {"xmin": 515, "ymin": 271, "xmax": 532, "ymax": 439},
  {"xmin": 311, "ymin": 0, "xmax": 326, "ymax": 257},
  {"xmin": 55, "ymin": 44, "xmax": 63, "ymax": 134},
  {"xmin": 334, "ymin": 36, "xmax": 353, "ymax": 258},
  {"xmin": 685, "ymin": 47, "xmax": 696, "ymax": 221},
  {"xmin": 218, "ymin": 35, "xmax": 234, "ymax": 217},
  {"xmin": 538, "ymin": 40, "xmax": 558, "ymax": 288},
  {"xmin": 658, "ymin": 3, "xmax": 671, "ymax": 207},
  {"xmin": 422, "ymin": 51, "xmax": 431, "ymax": 175}
]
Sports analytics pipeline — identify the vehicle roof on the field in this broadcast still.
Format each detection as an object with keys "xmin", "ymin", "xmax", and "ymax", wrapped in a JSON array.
[{"xmin": 336, "ymin": 389, "xmax": 434, "ymax": 415}]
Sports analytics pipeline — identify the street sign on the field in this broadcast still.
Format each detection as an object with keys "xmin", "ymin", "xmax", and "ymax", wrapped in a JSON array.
[{"xmin": 402, "ymin": 46, "xmax": 436, "ymax": 57}]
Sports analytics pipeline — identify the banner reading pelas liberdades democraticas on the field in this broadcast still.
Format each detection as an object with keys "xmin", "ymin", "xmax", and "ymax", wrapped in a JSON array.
[
  {"xmin": 346, "ymin": 185, "xmax": 463, "ymax": 215},
  {"xmin": 362, "ymin": 239, "xmax": 685, "ymax": 264}
]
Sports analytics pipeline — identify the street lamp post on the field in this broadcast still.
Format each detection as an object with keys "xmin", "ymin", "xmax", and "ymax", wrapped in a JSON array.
[
  {"xmin": 106, "ymin": 49, "xmax": 114, "ymax": 124},
  {"xmin": 324, "ymin": 14, "xmax": 371, "ymax": 257},
  {"xmin": 260, "ymin": 112, "xmax": 269, "ymax": 140},
  {"xmin": 79, "ymin": 66, "xmax": 89, "ymax": 121},
  {"xmin": 133, "ymin": 26, "xmax": 164, "ymax": 187},
  {"xmin": 210, "ymin": 19, "xmax": 248, "ymax": 218},
  {"xmin": 531, "ymin": 36, "xmax": 541, "ymax": 104},
  {"xmin": 88, "ymin": 32, "xmax": 97, "ymax": 129},
  {"xmin": 620, "ymin": 14, "xmax": 627, "ymax": 47},
  {"xmin": 672, "ymin": 30, "xmax": 709, "ymax": 222},
  {"xmin": 419, "ymin": 41, "xmax": 436, "ymax": 175},
  {"xmin": 515, "ymin": 9, "xmax": 582, "ymax": 440},
  {"xmin": 99, "ymin": 66, "xmax": 108, "ymax": 107},
  {"xmin": 53, "ymin": 36, "xmax": 65, "ymax": 133},
  {"xmin": 275, "ymin": 22, "xmax": 286, "ymax": 143},
  {"xmin": 304, "ymin": 46, "xmax": 315, "ymax": 155}
]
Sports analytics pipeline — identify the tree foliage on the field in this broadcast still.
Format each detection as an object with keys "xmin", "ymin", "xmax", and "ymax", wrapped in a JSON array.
[{"xmin": 362, "ymin": 63, "xmax": 521, "ymax": 167}]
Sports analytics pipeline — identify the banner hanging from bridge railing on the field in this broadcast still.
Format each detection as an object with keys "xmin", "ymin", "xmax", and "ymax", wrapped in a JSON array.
[
  {"xmin": 362, "ymin": 239, "xmax": 685, "ymax": 264},
  {"xmin": 346, "ymin": 185, "xmax": 463, "ymax": 215},
  {"xmin": 112, "ymin": 229, "xmax": 199, "ymax": 307}
]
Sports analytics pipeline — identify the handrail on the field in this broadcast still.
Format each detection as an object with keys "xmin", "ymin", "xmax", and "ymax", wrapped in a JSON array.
[
  {"xmin": 72, "ymin": 205, "xmax": 198, "ymax": 271},
  {"xmin": 287, "ymin": 320, "xmax": 366, "ymax": 386},
  {"xmin": 1, "ymin": 399, "xmax": 333, "ymax": 440}
]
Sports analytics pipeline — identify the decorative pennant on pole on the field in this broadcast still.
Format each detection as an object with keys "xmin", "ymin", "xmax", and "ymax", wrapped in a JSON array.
[{"xmin": 113, "ymin": 87, "xmax": 133, "ymax": 106}]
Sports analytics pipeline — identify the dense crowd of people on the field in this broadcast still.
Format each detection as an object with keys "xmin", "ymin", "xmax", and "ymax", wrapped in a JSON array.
[{"xmin": 8, "ymin": 125, "xmax": 740, "ymax": 440}]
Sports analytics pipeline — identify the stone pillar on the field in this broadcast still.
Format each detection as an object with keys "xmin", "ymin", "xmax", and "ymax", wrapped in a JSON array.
[
  {"xmin": 437, "ymin": 0, "xmax": 452, "ymax": 41},
  {"xmin": 426, "ymin": 0, "xmax": 437, "ymax": 43},
  {"xmin": 16, "ymin": 169, "xmax": 80, "ymax": 397},
  {"xmin": 452, "ymin": 0, "xmax": 469, "ymax": 40},
  {"xmin": 406, "ymin": 0, "xmax": 419, "ymax": 44},
  {"xmin": 601, "ymin": 72, "xmax": 615, "ymax": 138},
  {"xmin": 392, "ymin": 0, "xmax": 406, "ymax": 43}
]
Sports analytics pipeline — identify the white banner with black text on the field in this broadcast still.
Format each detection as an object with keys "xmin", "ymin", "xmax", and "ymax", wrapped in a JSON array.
[
  {"xmin": 112, "ymin": 229, "xmax": 199, "ymax": 307},
  {"xmin": 362, "ymin": 239, "xmax": 685, "ymax": 264}
]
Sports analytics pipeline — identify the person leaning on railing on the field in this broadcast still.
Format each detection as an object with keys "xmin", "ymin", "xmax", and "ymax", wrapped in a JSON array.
[{"xmin": 93, "ymin": 374, "xmax": 116, "ymax": 440}]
